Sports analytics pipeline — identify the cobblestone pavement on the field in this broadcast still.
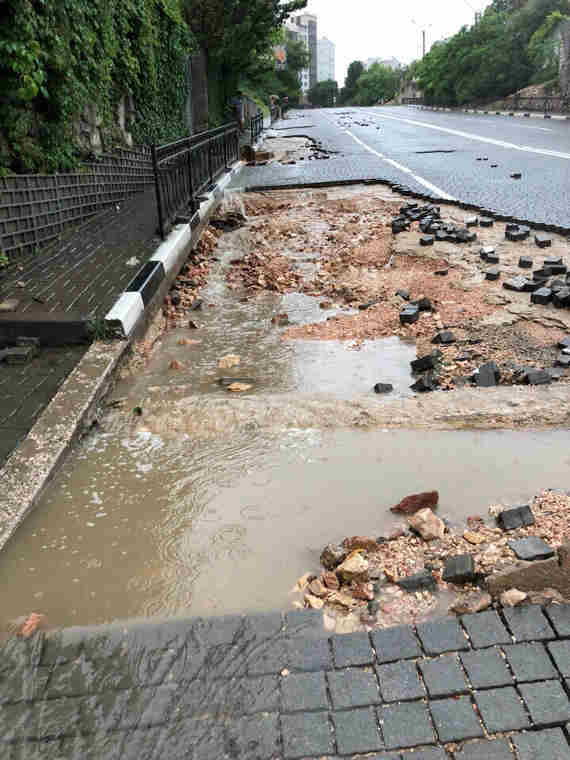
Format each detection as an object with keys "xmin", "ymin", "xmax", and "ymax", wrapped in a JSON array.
[
  {"xmin": 2, "ymin": 605, "xmax": 570, "ymax": 758},
  {"xmin": 0, "ymin": 188, "xmax": 159, "ymax": 469}
]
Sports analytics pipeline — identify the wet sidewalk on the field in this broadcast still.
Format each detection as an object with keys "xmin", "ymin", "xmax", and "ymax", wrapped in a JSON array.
[{"xmin": 2, "ymin": 604, "xmax": 570, "ymax": 758}]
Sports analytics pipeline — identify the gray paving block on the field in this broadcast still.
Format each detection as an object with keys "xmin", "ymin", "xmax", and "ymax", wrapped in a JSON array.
[
  {"xmin": 332, "ymin": 631, "xmax": 374, "ymax": 667},
  {"xmin": 242, "ymin": 612, "xmax": 284, "ymax": 640},
  {"xmin": 502, "ymin": 605, "xmax": 555, "ymax": 642},
  {"xmin": 285, "ymin": 609, "xmax": 324, "ymax": 635},
  {"xmin": 512, "ymin": 727, "xmax": 570, "ymax": 760},
  {"xmin": 372, "ymin": 625, "xmax": 422, "ymax": 663},
  {"xmin": 281, "ymin": 711, "xmax": 334, "ymax": 759},
  {"xmin": 453, "ymin": 738, "xmax": 514, "ymax": 759},
  {"xmin": 288, "ymin": 637, "xmax": 332, "ymax": 672},
  {"xmin": 460, "ymin": 649, "xmax": 513, "ymax": 689},
  {"xmin": 80, "ymin": 691, "xmax": 131, "ymax": 735},
  {"xmin": 376, "ymin": 661, "xmax": 425, "ymax": 702},
  {"xmin": 332, "ymin": 706, "xmax": 383, "ymax": 755},
  {"xmin": 401, "ymin": 749, "xmax": 448, "ymax": 760},
  {"xmin": 548, "ymin": 641, "xmax": 570, "ymax": 678},
  {"xmin": 461, "ymin": 611, "xmax": 511, "ymax": 649},
  {"xmin": 419, "ymin": 655, "xmax": 469, "ymax": 697},
  {"xmin": 503, "ymin": 643, "xmax": 558, "ymax": 682},
  {"xmin": 416, "ymin": 618, "xmax": 469, "ymax": 655},
  {"xmin": 545, "ymin": 604, "xmax": 570, "ymax": 638},
  {"xmin": 281, "ymin": 671, "xmax": 328, "ymax": 713},
  {"xmin": 379, "ymin": 701, "xmax": 436, "ymax": 750},
  {"xmin": 475, "ymin": 687, "xmax": 531, "ymax": 733},
  {"xmin": 519, "ymin": 680, "xmax": 570, "ymax": 726},
  {"xmin": 231, "ymin": 712, "xmax": 280, "ymax": 760},
  {"xmin": 430, "ymin": 696, "xmax": 484, "ymax": 743},
  {"xmin": 246, "ymin": 638, "xmax": 288, "ymax": 676},
  {"xmin": 224, "ymin": 675, "xmax": 280, "ymax": 716},
  {"xmin": 508, "ymin": 537, "xmax": 554, "ymax": 561},
  {"xmin": 327, "ymin": 667, "xmax": 380, "ymax": 709}
]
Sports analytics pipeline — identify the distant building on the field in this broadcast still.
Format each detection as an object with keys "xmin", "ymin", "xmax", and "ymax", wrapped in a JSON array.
[
  {"xmin": 287, "ymin": 12, "xmax": 318, "ymax": 94},
  {"xmin": 364, "ymin": 57, "xmax": 402, "ymax": 71},
  {"xmin": 317, "ymin": 37, "xmax": 336, "ymax": 83}
]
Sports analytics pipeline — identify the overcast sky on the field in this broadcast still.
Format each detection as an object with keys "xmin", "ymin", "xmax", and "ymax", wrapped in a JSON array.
[{"xmin": 301, "ymin": 0, "xmax": 490, "ymax": 84}]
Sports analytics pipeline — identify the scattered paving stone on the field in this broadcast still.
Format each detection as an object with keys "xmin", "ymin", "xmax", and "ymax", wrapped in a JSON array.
[
  {"xmin": 372, "ymin": 625, "xmax": 422, "ymax": 663},
  {"xmin": 473, "ymin": 361, "xmax": 500, "ymax": 387},
  {"xmin": 457, "ymin": 229, "xmax": 477, "ymax": 243},
  {"xmin": 410, "ymin": 371, "xmax": 439, "ymax": 393},
  {"xmin": 480, "ymin": 217, "xmax": 494, "ymax": 227},
  {"xmin": 460, "ymin": 648, "xmax": 513, "ymax": 689},
  {"xmin": 547, "ymin": 641, "xmax": 570, "ymax": 678},
  {"xmin": 475, "ymin": 686, "xmax": 531, "ymax": 732},
  {"xmin": 376, "ymin": 661, "xmax": 425, "ymax": 703},
  {"xmin": 553, "ymin": 288, "xmax": 570, "ymax": 307},
  {"xmin": 281, "ymin": 711, "xmax": 334, "ymax": 759},
  {"xmin": 486, "ymin": 267, "xmax": 500, "ymax": 281},
  {"xmin": 430, "ymin": 695, "xmax": 484, "ymax": 742},
  {"xmin": 486, "ymin": 251, "xmax": 500, "ymax": 264},
  {"xmin": 519, "ymin": 256, "xmax": 533, "ymax": 268},
  {"xmin": 512, "ymin": 728, "xmax": 570, "ymax": 760},
  {"xmin": 434, "ymin": 268, "xmax": 449, "ymax": 276},
  {"xmin": 0, "ymin": 346, "xmax": 38, "ymax": 364},
  {"xmin": 524, "ymin": 369, "xmax": 552, "ymax": 385},
  {"xmin": 461, "ymin": 611, "xmax": 512, "ymax": 649},
  {"xmin": 416, "ymin": 618, "xmax": 469, "ymax": 655},
  {"xmin": 413, "ymin": 297, "xmax": 433, "ymax": 312},
  {"xmin": 465, "ymin": 216, "xmax": 479, "ymax": 227},
  {"xmin": 327, "ymin": 668, "xmax": 380, "ymax": 709},
  {"xmin": 396, "ymin": 289, "xmax": 410, "ymax": 301},
  {"xmin": 432, "ymin": 330, "xmax": 456, "ymax": 345},
  {"xmin": 288, "ymin": 638, "xmax": 332, "ymax": 673},
  {"xmin": 508, "ymin": 537, "xmax": 554, "ymax": 561},
  {"xmin": 442, "ymin": 555, "xmax": 477, "ymax": 584},
  {"xmin": 397, "ymin": 570, "xmax": 437, "ymax": 592},
  {"xmin": 374, "ymin": 382, "xmax": 394, "ymax": 394},
  {"xmin": 400, "ymin": 306, "xmax": 419, "ymax": 325},
  {"xmin": 331, "ymin": 632, "xmax": 374, "ymax": 668},
  {"xmin": 535, "ymin": 234, "xmax": 552, "ymax": 249},
  {"xmin": 454, "ymin": 738, "xmax": 514, "ymax": 760},
  {"xmin": 503, "ymin": 643, "xmax": 558, "ymax": 683},
  {"xmin": 555, "ymin": 354, "xmax": 570, "ymax": 368},
  {"xmin": 379, "ymin": 701, "xmax": 436, "ymax": 750},
  {"xmin": 504, "ymin": 276, "xmax": 530, "ymax": 292},
  {"xmin": 506, "ymin": 228, "xmax": 527, "ymax": 241},
  {"xmin": 480, "ymin": 245, "xmax": 495, "ymax": 260},
  {"xmin": 510, "ymin": 172, "xmax": 522, "ymax": 180},
  {"xmin": 420, "ymin": 235, "xmax": 435, "ymax": 246},
  {"xmin": 498, "ymin": 505, "xmax": 535, "ymax": 531},
  {"xmin": 332, "ymin": 707, "xmax": 383, "ymax": 755},
  {"xmin": 411, "ymin": 352, "xmax": 442, "ymax": 373},
  {"xmin": 519, "ymin": 680, "xmax": 570, "ymax": 726},
  {"xmin": 281, "ymin": 672, "xmax": 328, "ymax": 713},
  {"xmin": 502, "ymin": 605, "xmax": 555, "ymax": 642},
  {"xmin": 419, "ymin": 655, "xmax": 469, "ymax": 698},
  {"xmin": 545, "ymin": 604, "xmax": 570, "ymax": 638},
  {"xmin": 531, "ymin": 287, "xmax": 552, "ymax": 305}
]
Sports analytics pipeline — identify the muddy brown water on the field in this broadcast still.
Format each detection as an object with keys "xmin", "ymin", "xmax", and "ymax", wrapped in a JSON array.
[{"xmin": 2, "ymin": 194, "xmax": 570, "ymax": 632}]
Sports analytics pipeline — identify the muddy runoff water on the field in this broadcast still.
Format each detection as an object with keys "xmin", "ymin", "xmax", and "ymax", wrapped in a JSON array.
[{"xmin": 2, "ymin": 196, "xmax": 570, "ymax": 632}]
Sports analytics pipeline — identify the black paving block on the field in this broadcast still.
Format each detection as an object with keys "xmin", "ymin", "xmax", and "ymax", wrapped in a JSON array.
[
  {"xmin": 372, "ymin": 625, "xmax": 422, "ymax": 663},
  {"xmin": 420, "ymin": 235, "xmax": 435, "ymax": 246},
  {"xmin": 535, "ymin": 234, "xmax": 553, "ymax": 249},
  {"xmin": 0, "ymin": 312, "xmax": 89, "ymax": 346},
  {"xmin": 519, "ymin": 680, "xmax": 570, "ymax": 726},
  {"xmin": 332, "ymin": 706, "xmax": 384, "ymax": 755},
  {"xmin": 231, "ymin": 712, "xmax": 280, "ymax": 760},
  {"xmin": 546, "ymin": 605, "xmax": 570, "ymax": 638},
  {"xmin": 401, "ymin": 749, "xmax": 448, "ymax": 760},
  {"xmin": 524, "ymin": 369, "xmax": 552, "ymax": 385},
  {"xmin": 519, "ymin": 256, "xmax": 533, "ymax": 268},
  {"xmin": 509, "ymin": 538, "xmax": 554, "ymax": 561},
  {"xmin": 416, "ymin": 618, "xmax": 469, "ymax": 655},
  {"xmin": 401, "ymin": 306, "xmax": 420, "ymax": 325},
  {"xmin": 502, "ymin": 605, "xmax": 555, "ymax": 642},
  {"xmin": 430, "ymin": 696, "xmax": 484, "ymax": 743},
  {"xmin": 246, "ymin": 638, "xmax": 288, "ymax": 676},
  {"xmin": 442, "ymin": 555, "xmax": 476, "ymax": 584},
  {"xmin": 281, "ymin": 671, "xmax": 328, "ymax": 713},
  {"xmin": 332, "ymin": 632, "xmax": 374, "ymax": 667},
  {"xmin": 379, "ymin": 701, "xmax": 436, "ymax": 750},
  {"xmin": 461, "ymin": 611, "xmax": 512, "ymax": 649},
  {"xmin": 285, "ymin": 608, "xmax": 325, "ymax": 635},
  {"xmin": 454, "ymin": 738, "xmax": 514, "ymax": 759},
  {"xmin": 460, "ymin": 649, "xmax": 513, "ymax": 689},
  {"xmin": 475, "ymin": 687, "xmax": 531, "ymax": 732},
  {"xmin": 512, "ymin": 727, "xmax": 570, "ymax": 760},
  {"xmin": 486, "ymin": 267, "xmax": 500, "ymax": 280},
  {"xmin": 547, "ymin": 642, "xmax": 570, "ymax": 678},
  {"xmin": 497, "ymin": 505, "xmax": 535, "ymax": 531},
  {"xmin": 288, "ymin": 637, "xmax": 332, "ymax": 672},
  {"xmin": 419, "ymin": 655, "xmax": 469, "ymax": 697},
  {"xmin": 376, "ymin": 661, "xmax": 425, "ymax": 702},
  {"xmin": 503, "ymin": 643, "xmax": 557, "ymax": 683},
  {"xmin": 327, "ymin": 667, "xmax": 380, "ymax": 709},
  {"xmin": 281, "ymin": 711, "xmax": 334, "ymax": 759},
  {"xmin": 242, "ymin": 612, "xmax": 284, "ymax": 640}
]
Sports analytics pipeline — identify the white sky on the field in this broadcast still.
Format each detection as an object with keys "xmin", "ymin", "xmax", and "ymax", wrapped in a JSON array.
[{"xmin": 301, "ymin": 0, "xmax": 490, "ymax": 84}]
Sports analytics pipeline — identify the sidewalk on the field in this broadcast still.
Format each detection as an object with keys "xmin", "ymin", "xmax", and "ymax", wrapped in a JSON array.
[{"xmin": 2, "ymin": 604, "xmax": 569, "ymax": 758}]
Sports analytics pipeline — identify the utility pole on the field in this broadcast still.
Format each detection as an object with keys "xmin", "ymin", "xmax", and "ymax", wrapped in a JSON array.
[{"xmin": 422, "ymin": 30, "xmax": 426, "ymax": 58}]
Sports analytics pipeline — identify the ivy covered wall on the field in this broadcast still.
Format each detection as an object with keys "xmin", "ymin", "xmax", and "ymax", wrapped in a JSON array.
[{"xmin": 0, "ymin": 0, "xmax": 197, "ymax": 173}]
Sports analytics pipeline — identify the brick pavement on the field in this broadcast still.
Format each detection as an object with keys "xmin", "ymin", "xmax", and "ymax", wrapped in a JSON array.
[{"xmin": 2, "ymin": 605, "xmax": 570, "ymax": 758}]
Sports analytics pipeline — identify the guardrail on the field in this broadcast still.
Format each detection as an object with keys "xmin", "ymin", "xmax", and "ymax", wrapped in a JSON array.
[{"xmin": 151, "ymin": 123, "xmax": 239, "ymax": 240}]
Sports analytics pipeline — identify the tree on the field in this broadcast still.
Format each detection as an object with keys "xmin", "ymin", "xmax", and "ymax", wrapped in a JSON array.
[
  {"xmin": 308, "ymin": 79, "xmax": 339, "ymax": 106},
  {"xmin": 353, "ymin": 64, "xmax": 399, "ymax": 105},
  {"xmin": 338, "ymin": 60, "xmax": 364, "ymax": 104}
]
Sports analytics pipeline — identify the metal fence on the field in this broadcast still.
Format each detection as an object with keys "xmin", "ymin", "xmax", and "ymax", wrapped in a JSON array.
[
  {"xmin": 250, "ymin": 112, "xmax": 264, "ymax": 145},
  {"xmin": 151, "ymin": 122, "xmax": 239, "ymax": 240},
  {"xmin": 0, "ymin": 148, "xmax": 154, "ymax": 260}
]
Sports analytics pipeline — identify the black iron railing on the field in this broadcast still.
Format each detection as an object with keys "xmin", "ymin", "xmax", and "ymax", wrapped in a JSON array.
[
  {"xmin": 250, "ymin": 112, "xmax": 264, "ymax": 144},
  {"xmin": 151, "ymin": 122, "xmax": 239, "ymax": 240}
]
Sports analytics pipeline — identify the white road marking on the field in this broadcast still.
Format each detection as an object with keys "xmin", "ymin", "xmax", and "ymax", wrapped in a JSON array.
[{"xmin": 362, "ymin": 110, "xmax": 570, "ymax": 160}]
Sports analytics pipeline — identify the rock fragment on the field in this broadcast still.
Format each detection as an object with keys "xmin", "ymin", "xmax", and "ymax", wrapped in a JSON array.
[{"xmin": 408, "ymin": 508, "xmax": 445, "ymax": 541}]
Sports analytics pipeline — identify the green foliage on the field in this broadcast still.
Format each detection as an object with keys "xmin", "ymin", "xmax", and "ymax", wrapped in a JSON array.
[
  {"xmin": 308, "ymin": 80, "xmax": 339, "ymax": 107},
  {"xmin": 0, "ymin": 251, "xmax": 9, "ymax": 268},
  {"xmin": 416, "ymin": 0, "xmax": 569, "ymax": 106},
  {"xmin": 0, "ymin": 0, "xmax": 197, "ymax": 172},
  {"xmin": 339, "ymin": 60, "xmax": 364, "ymax": 104},
  {"xmin": 528, "ymin": 10, "xmax": 569, "ymax": 82},
  {"xmin": 354, "ymin": 64, "xmax": 400, "ymax": 106}
]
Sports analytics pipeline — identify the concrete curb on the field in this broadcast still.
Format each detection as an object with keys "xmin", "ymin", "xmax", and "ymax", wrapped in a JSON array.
[
  {"xmin": 412, "ymin": 104, "xmax": 570, "ymax": 121},
  {"xmin": 0, "ymin": 160, "xmax": 244, "ymax": 553}
]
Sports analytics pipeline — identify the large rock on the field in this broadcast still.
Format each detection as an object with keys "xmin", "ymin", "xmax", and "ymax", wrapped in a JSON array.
[
  {"xmin": 487, "ymin": 542, "xmax": 570, "ymax": 598},
  {"xmin": 408, "ymin": 508, "xmax": 445, "ymax": 541},
  {"xmin": 337, "ymin": 553, "xmax": 370, "ymax": 582},
  {"xmin": 391, "ymin": 490, "xmax": 439, "ymax": 515},
  {"xmin": 449, "ymin": 592, "xmax": 492, "ymax": 615}
]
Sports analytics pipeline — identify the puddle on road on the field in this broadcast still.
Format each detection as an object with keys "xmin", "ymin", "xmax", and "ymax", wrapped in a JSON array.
[{"xmin": 1, "ymin": 426, "xmax": 569, "ymax": 631}]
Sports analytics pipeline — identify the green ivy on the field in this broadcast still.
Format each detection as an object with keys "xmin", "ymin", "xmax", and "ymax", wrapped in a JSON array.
[{"xmin": 0, "ymin": 0, "xmax": 197, "ymax": 173}]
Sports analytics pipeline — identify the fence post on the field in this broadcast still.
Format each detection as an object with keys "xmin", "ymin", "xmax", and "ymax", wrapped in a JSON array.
[
  {"xmin": 187, "ymin": 138, "xmax": 196, "ymax": 213},
  {"xmin": 207, "ymin": 137, "xmax": 213, "ymax": 189},
  {"xmin": 151, "ymin": 144, "xmax": 165, "ymax": 240}
]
